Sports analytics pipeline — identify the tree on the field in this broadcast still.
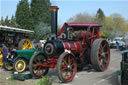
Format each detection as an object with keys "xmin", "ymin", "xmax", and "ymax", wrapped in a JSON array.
[
  {"xmin": 0, "ymin": 16, "xmax": 5, "ymax": 25},
  {"xmin": 16, "ymin": 0, "xmax": 33, "ymax": 30},
  {"xmin": 104, "ymin": 17, "xmax": 114, "ymax": 32},
  {"xmin": 67, "ymin": 12, "xmax": 95, "ymax": 23},
  {"xmin": 113, "ymin": 17, "xmax": 127, "ymax": 35},
  {"xmin": 31, "ymin": 0, "xmax": 51, "ymax": 26},
  {"xmin": 101, "ymin": 14, "xmax": 128, "ymax": 39},
  {"xmin": 4, "ymin": 16, "xmax": 10, "ymax": 26},
  {"xmin": 96, "ymin": 8, "xmax": 105, "ymax": 24},
  {"xmin": 10, "ymin": 15, "xmax": 16, "ymax": 27},
  {"xmin": 110, "ymin": 13, "xmax": 122, "ymax": 19}
]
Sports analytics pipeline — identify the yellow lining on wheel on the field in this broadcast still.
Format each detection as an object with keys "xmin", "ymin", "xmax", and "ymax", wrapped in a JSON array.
[
  {"xmin": 22, "ymin": 40, "xmax": 32, "ymax": 50},
  {"xmin": 15, "ymin": 59, "xmax": 26, "ymax": 72},
  {"xmin": 5, "ymin": 63, "xmax": 13, "ymax": 70},
  {"xmin": 0, "ymin": 54, "xmax": 3, "ymax": 66},
  {"xmin": 0, "ymin": 50, "xmax": 3, "ymax": 66}
]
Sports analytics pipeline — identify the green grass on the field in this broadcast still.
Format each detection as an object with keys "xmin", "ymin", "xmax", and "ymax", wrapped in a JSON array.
[
  {"xmin": 9, "ymin": 76, "xmax": 15, "ymax": 81},
  {"xmin": 35, "ymin": 76, "xmax": 52, "ymax": 85}
]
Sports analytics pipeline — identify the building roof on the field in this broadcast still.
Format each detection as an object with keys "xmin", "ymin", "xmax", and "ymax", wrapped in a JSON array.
[{"xmin": 0, "ymin": 25, "xmax": 34, "ymax": 33}]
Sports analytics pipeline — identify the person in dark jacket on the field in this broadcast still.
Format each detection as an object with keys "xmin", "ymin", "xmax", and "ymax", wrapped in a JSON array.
[
  {"xmin": 1, "ymin": 45, "xmax": 8, "ymax": 62},
  {"xmin": 116, "ymin": 40, "xmax": 119, "ymax": 50},
  {"xmin": 119, "ymin": 40, "xmax": 123, "ymax": 51}
]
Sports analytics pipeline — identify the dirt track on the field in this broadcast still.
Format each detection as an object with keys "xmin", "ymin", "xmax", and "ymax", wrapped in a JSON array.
[
  {"xmin": 0, "ymin": 68, "xmax": 38, "ymax": 85},
  {"xmin": 0, "ymin": 49, "xmax": 121, "ymax": 85}
]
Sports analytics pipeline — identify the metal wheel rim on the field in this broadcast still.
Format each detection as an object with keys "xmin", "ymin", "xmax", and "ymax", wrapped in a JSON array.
[
  {"xmin": 5, "ymin": 63, "xmax": 13, "ymax": 70},
  {"xmin": 22, "ymin": 40, "xmax": 32, "ymax": 50},
  {"xmin": 15, "ymin": 60, "xmax": 26, "ymax": 72},
  {"xmin": 0, "ymin": 53, "xmax": 3, "ymax": 66},
  {"xmin": 60, "ymin": 54, "xmax": 77, "ymax": 82},
  {"xmin": 98, "ymin": 41, "xmax": 110, "ymax": 70},
  {"xmin": 31, "ymin": 54, "xmax": 48, "ymax": 78}
]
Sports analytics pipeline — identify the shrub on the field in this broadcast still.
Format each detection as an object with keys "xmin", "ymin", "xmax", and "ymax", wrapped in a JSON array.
[{"xmin": 35, "ymin": 76, "xmax": 52, "ymax": 85}]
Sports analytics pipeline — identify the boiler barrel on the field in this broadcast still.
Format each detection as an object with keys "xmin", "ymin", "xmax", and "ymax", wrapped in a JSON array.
[{"xmin": 62, "ymin": 41, "xmax": 83, "ymax": 54}]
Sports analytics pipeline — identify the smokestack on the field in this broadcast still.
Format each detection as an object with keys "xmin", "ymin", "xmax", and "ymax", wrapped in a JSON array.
[{"xmin": 49, "ymin": 6, "xmax": 59, "ymax": 39}]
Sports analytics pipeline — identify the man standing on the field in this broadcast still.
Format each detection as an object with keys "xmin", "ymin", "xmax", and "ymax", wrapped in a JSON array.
[
  {"xmin": 119, "ymin": 40, "xmax": 123, "ymax": 51},
  {"xmin": 116, "ymin": 40, "xmax": 119, "ymax": 50}
]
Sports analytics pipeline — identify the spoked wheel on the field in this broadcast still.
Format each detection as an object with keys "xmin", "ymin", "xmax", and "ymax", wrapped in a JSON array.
[
  {"xmin": 4, "ymin": 62, "xmax": 13, "ymax": 71},
  {"xmin": 18, "ymin": 39, "xmax": 33, "ymax": 50},
  {"xmin": 29, "ymin": 52, "xmax": 49, "ymax": 78},
  {"xmin": 91, "ymin": 39, "xmax": 110, "ymax": 71},
  {"xmin": 13, "ymin": 59, "xmax": 27, "ymax": 72},
  {"xmin": 86, "ymin": 27, "xmax": 98, "ymax": 47},
  {"xmin": 57, "ymin": 52, "xmax": 77, "ymax": 83}
]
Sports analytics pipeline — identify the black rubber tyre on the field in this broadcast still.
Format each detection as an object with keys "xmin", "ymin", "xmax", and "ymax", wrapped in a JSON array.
[
  {"xmin": 18, "ymin": 39, "xmax": 33, "ymax": 50},
  {"xmin": 13, "ymin": 58, "xmax": 27, "ymax": 73},
  {"xmin": 91, "ymin": 39, "xmax": 110, "ymax": 71},
  {"xmin": 3, "ymin": 62, "xmax": 13, "ymax": 71},
  {"xmin": 121, "ymin": 62, "xmax": 124, "ymax": 85},
  {"xmin": 29, "ymin": 52, "xmax": 49, "ymax": 78},
  {"xmin": 57, "ymin": 52, "xmax": 77, "ymax": 83}
]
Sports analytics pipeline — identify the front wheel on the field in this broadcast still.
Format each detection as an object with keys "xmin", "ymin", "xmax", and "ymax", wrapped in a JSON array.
[
  {"xmin": 91, "ymin": 39, "xmax": 110, "ymax": 71},
  {"xmin": 13, "ymin": 59, "xmax": 27, "ymax": 73},
  {"xmin": 4, "ymin": 62, "xmax": 13, "ymax": 71},
  {"xmin": 57, "ymin": 52, "xmax": 77, "ymax": 83},
  {"xmin": 29, "ymin": 52, "xmax": 49, "ymax": 78}
]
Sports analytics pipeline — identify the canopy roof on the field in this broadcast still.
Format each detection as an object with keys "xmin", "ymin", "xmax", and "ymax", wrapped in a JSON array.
[
  {"xmin": 66, "ymin": 23, "xmax": 101, "ymax": 27},
  {"xmin": 0, "ymin": 25, "xmax": 34, "ymax": 34},
  {"xmin": 58, "ymin": 23, "xmax": 101, "ymax": 36}
]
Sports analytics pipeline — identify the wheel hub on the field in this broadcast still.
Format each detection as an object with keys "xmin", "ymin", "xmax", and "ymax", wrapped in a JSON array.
[
  {"xmin": 101, "ymin": 52, "xmax": 105, "ymax": 58},
  {"xmin": 17, "ymin": 63, "xmax": 23, "ymax": 70},
  {"xmin": 67, "ymin": 65, "xmax": 72, "ymax": 71}
]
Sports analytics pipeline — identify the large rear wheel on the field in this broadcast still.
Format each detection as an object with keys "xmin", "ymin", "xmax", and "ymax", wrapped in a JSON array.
[
  {"xmin": 18, "ymin": 39, "xmax": 33, "ymax": 50},
  {"xmin": 91, "ymin": 39, "xmax": 110, "ymax": 71},
  {"xmin": 57, "ymin": 52, "xmax": 77, "ymax": 83},
  {"xmin": 29, "ymin": 52, "xmax": 49, "ymax": 78}
]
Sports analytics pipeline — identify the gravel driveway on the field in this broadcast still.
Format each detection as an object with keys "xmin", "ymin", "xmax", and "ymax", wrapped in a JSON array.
[{"xmin": 0, "ymin": 49, "xmax": 121, "ymax": 85}]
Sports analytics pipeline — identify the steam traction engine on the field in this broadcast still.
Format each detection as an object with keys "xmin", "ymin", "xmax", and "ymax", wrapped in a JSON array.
[{"xmin": 29, "ymin": 6, "xmax": 110, "ymax": 83}]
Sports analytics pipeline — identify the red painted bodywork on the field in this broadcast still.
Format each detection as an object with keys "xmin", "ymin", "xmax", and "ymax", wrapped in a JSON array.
[
  {"xmin": 62, "ymin": 41, "xmax": 83, "ymax": 54},
  {"xmin": 46, "ymin": 23, "xmax": 101, "ymax": 68}
]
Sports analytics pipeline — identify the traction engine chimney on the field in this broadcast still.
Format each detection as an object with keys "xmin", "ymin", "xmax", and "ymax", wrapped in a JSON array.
[{"xmin": 49, "ymin": 6, "xmax": 59, "ymax": 39}]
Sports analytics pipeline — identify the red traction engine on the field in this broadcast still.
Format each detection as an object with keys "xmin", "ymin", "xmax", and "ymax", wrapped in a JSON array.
[{"xmin": 29, "ymin": 6, "xmax": 110, "ymax": 83}]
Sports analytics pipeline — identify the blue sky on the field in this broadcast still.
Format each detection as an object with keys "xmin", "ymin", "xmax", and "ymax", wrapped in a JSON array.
[{"xmin": 0, "ymin": 0, "xmax": 128, "ymax": 25}]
